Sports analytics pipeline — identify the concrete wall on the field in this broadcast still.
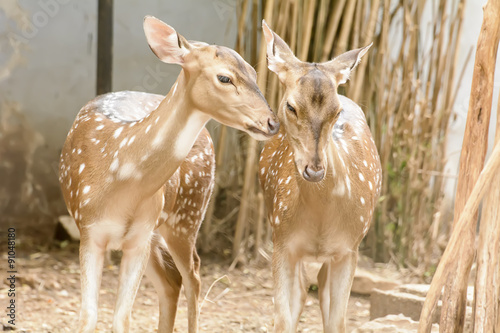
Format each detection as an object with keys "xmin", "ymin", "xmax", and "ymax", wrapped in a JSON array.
[{"xmin": 0, "ymin": 0, "xmax": 238, "ymax": 217}]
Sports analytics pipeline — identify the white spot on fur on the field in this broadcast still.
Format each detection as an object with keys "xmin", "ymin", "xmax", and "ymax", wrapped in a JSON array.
[
  {"xmin": 118, "ymin": 162, "xmax": 141, "ymax": 180},
  {"xmin": 113, "ymin": 127, "xmax": 123, "ymax": 138},
  {"xmin": 110, "ymin": 158, "xmax": 119, "ymax": 172},
  {"xmin": 82, "ymin": 185, "xmax": 90, "ymax": 194},
  {"xmin": 345, "ymin": 175, "xmax": 351, "ymax": 197},
  {"xmin": 332, "ymin": 180, "xmax": 346, "ymax": 196},
  {"xmin": 79, "ymin": 164, "xmax": 85, "ymax": 174}
]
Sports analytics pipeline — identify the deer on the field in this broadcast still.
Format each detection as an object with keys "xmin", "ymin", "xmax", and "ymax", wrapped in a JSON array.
[
  {"xmin": 58, "ymin": 16, "xmax": 279, "ymax": 333},
  {"xmin": 258, "ymin": 22, "xmax": 382, "ymax": 332}
]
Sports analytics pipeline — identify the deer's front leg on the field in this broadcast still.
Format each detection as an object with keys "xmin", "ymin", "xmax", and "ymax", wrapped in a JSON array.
[
  {"xmin": 272, "ymin": 242, "xmax": 308, "ymax": 333},
  {"xmin": 112, "ymin": 229, "xmax": 153, "ymax": 333},
  {"xmin": 78, "ymin": 231, "xmax": 106, "ymax": 333},
  {"xmin": 317, "ymin": 251, "xmax": 358, "ymax": 333}
]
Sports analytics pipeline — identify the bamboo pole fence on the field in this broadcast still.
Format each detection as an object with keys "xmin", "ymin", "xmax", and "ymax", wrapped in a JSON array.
[{"xmin": 199, "ymin": 0, "xmax": 467, "ymax": 275}]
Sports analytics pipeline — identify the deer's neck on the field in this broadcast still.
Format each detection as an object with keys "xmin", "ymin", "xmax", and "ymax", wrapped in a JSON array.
[{"xmin": 113, "ymin": 71, "xmax": 210, "ymax": 196}]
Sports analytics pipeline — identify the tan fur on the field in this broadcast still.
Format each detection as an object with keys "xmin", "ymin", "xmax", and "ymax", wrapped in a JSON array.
[
  {"xmin": 260, "ymin": 22, "xmax": 381, "ymax": 333},
  {"xmin": 59, "ymin": 17, "xmax": 277, "ymax": 333}
]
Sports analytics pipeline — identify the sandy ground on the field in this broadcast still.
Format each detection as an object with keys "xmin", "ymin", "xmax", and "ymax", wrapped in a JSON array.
[{"xmin": 0, "ymin": 244, "xmax": 372, "ymax": 332}]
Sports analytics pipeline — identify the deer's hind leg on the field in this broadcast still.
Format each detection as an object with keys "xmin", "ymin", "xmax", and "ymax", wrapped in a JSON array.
[
  {"xmin": 145, "ymin": 232, "xmax": 182, "ymax": 333},
  {"xmin": 159, "ymin": 133, "xmax": 215, "ymax": 333}
]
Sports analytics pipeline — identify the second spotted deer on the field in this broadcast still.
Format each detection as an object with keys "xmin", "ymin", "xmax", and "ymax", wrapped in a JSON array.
[{"xmin": 259, "ymin": 22, "xmax": 382, "ymax": 332}]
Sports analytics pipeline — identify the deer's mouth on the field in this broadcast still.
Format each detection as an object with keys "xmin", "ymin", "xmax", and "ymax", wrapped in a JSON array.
[{"xmin": 246, "ymin": 125, "xmax": 274, "ymax": 138}]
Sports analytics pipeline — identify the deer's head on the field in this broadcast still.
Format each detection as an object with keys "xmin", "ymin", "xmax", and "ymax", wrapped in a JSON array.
[
  {"xmin": 262, "ymin": 21, "xmax": 371, "ymax": 182},
  {"xmin": 144, "ymin": 16, "xmax": 279, "ymax": 140}
]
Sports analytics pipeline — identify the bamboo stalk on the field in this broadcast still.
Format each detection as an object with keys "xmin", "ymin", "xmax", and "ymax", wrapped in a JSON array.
[
  {"xmin": 473, "ymin": 83, "xmax": 500, "ymax": 333},
  {"xmin": 232, "ymin": 137, "xmax": 257, "ymax": 259},
  {"xmin": 299, "ymin": 0, "xmax": 316, "ymax": 60},
  {"xmin": 333, "ymin": 0, "xmax": 356, "ymax": 56},
  {"xmin": 350, "ymin": 0, "xmax": 362, "ymax": 50},
  {"xmin": 290, "ymin": 0, "xmax": 299, "ymax": 52},
  {"xmin": 373, "ymin": 0, "xmax": 391, "ymax": 262},
  {"xmin": 202, "ymin": 125, "xmax": 227, "ymax": 250},
  {"xmin": 251, "ymin": 0, "xmax": 259, "ymax": 65},
  {"xmin": 235, "ymin": 0, "xmax": 249, "ymax": 54},
  {"xmin": 350, "ymin": 0, "xmax": 381, "ymax": 102},
  {"xmin": 313, "ymin": 0, "xmax": 330, "ymax": 62},
  {"xmin": 321, "ymin": 0, "xmax": 347, "ymax": 61}
]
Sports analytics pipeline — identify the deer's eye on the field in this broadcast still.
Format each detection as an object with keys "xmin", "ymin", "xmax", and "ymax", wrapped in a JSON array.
[
  {"xmin": 286, "ymin": 102, "xmax": 297, "ymax": 116},
  {"xmin": 217, "ymin": 75, "xmax": 231, "ymax": 84}
]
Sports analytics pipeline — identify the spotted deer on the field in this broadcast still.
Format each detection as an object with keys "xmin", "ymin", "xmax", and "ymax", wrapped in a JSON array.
[
  {"xmin": 258, "ymin": 22, "xmax": 382, "ymax": 332},
  {"xmin": 59, "ymin": 16, "xmax": 278, "ymax": 333}
]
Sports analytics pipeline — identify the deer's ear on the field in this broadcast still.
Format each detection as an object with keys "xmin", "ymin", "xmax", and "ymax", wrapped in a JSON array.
[
  {"xmin": 323, "ymin": 43, "xmax": 372, "ymax": 85},
  {"xmin": 143, "ymin": 16, "xmax": 191, "ymax": 65},
  {"xmin": 262, "ymin": 20, "xmax": 299, "ymax": 82}
]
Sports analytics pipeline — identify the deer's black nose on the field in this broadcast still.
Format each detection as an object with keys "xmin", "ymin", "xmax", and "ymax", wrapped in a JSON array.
[
  {"xmin": 267, "ymin": 118, "xmax": 280, "ymax": 135},
  {"xmin": 303, "ymin": 165, "xmax": 325, "ymax": 182}
]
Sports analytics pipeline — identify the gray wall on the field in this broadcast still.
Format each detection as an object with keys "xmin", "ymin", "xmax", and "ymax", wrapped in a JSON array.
[
  {"xmin": 1, "ymin": 0, "xmax": 237, "ymax": 160},
  {"xmin": 0, "ymin": 0, "xmax": 238, "ymax": 216}
]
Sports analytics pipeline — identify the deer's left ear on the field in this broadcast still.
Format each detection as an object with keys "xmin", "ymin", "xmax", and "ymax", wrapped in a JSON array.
[
  {"xmin": 143, "ymin": 16, "xmax": 192, "ymax": 65},
  {"xmin": 262, "ymin": 20, "xmax": 299, "ymax": 82},
  {"xmin": 323, "ymin": 43, "xmax": 372, "ymax": 85}
]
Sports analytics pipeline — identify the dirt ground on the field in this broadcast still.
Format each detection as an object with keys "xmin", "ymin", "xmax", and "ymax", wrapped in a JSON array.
[{"xmin": 0, "ymin": 243, "xmax": 374, "ymax": 332}]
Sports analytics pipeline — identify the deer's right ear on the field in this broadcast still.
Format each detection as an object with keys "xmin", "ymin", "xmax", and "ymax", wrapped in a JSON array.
[
  {"xmin": 143, "ymin": 16, "xmax": 191, "ymax": 65},
  {"xmin": 262, "ymin": 20, "xmax": 297, "ymax": 82}
]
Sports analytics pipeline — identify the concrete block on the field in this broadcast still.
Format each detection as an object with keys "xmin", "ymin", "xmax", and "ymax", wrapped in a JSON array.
[{"xmin": 352, "ymin": 314, "xmax": 439, "ymax": 332}]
